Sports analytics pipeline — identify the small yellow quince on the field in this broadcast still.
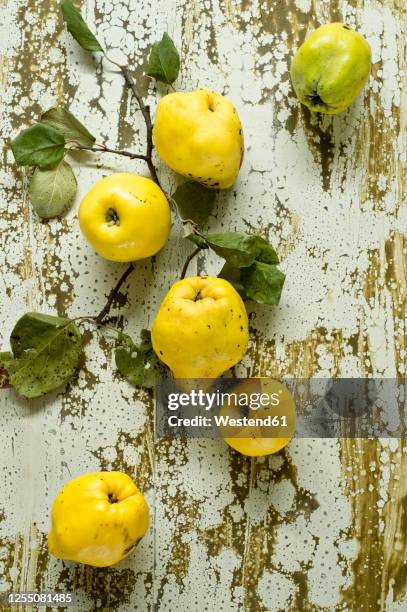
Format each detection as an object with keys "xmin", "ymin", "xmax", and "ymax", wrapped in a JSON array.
[
  {"xmin": 225, "ymin": 435, "xmax": 291, "ymax": 457},
  {"xmin": 78, "ymin": 173, "xmax": 171, "ymax": 262},
  {"xmin": 48, "ymin": 471, "xmax": 150, "ymax": 568},
  {"xmin": 222, "ymin": 379, "xmax": 296, "ymax": 456},
  {"xmin": 151, "ymin": 276, "xmax": 248, "ymax": 378},
  {"xmin": 291, "ymin": 23, "xmax": 371, "ymax": 114},
  {"xmin": 153, "ymin": 89, "xmax": 244, "ymax": 189}
]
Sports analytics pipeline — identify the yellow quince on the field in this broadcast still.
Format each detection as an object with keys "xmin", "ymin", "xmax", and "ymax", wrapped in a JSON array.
[
  {"xmin": 48, "ymin": 471, "xmax": 150, "ymax": 567},
  {"xmin": 153, "ymin": 89, "xmax": 244, "ymax": 189},
  {"xmin": 221, "ymin": 379, "xmax": 296, "ymax": 456},
  {"xmin": 78, "ymin": 173, "xmax": 171, "ymax": 262},
  {"xmin": 151, "ymin": 276, "xmax": 248, "ymax": 378}
]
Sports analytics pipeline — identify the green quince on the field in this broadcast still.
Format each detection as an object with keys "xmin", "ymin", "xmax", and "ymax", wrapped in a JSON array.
[{"xmin": 290, "ymin": 23, "xmax": 371, "ymax": 114}]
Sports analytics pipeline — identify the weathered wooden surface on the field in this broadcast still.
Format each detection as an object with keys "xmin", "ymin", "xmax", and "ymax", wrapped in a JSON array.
[{"xmin": 0, "ymin": 0, "xmax": 405, "ymax": 610}]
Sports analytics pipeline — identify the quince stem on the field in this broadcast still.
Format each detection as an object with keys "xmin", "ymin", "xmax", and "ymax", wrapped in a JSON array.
[
  {"xmin": 180, "ymin": 247, "xmax": 202, "ymax": 280},
  {"xmin": 105, "ymin": 56, "xmax": 161, "ymax": 189},
  {"xmin": 94, "ymin": 263, "xmax": 135, "ymax": 325},
  {"xmin": 74, "ymin": 143, "xmax": 148, "ymax": 163}
]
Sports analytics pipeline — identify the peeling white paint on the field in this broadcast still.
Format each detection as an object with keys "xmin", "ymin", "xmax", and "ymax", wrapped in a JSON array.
[{"xmin": 0, "ymin": 0, "xmax": 405, "ymax": 610}]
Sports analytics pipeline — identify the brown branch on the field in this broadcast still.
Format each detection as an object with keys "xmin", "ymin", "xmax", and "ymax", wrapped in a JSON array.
[
  {"xmin": 101, "ymin": 56, "xmax": 161, "ymax": 187},
  {"xmin": 95, "ymin": 263, "xmax": 135, "ymax": 324},
  {"xmin": 118, "ymin": 65, "xmax": 161, "ymax": 188},
  {"xmin": 180, "ymin": 247, "xmax": 201, "ymax": 280},
  {"xmin": 74, "ymin": 143, "xmax": 148, "ymax": 162}
]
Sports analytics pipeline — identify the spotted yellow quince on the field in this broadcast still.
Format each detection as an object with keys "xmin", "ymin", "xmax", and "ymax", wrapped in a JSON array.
[
  {"xmin": 151, "ymin": 276, "xmax": 248, "ymax": 378},
  {"xmin": 48, "ymin": 471, "xmax": 150, "ymax": 567},
  {"xmin": 153, "ymin": 89, "xmax": 244, "ymax": 189},
  {"xmin": 78, "ymin": 173, "xmax": 171, "ymax": 262}
]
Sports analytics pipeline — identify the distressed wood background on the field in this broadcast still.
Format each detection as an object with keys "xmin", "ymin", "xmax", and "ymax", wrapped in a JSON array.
[{"xmin": 0, "ymin": 0, "xmax": 406, "ymax": 610}]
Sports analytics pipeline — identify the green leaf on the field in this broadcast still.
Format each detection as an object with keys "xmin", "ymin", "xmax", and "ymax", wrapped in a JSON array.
[
  {"xmin": 5, "ymin": 313, "xmax": 82, "ymax": 399},
  {"xmin": 29, "ymin": 161, "xmax": 77, "ymax": 219},
  {"xmin": 147, "ymin": 33, "xmax": 180, "ymax": 84},
  {"xmin": 202, "ymin": 232, "xmax": 279, "ymax": 268},
  {"xmin": 11, "ymin": 123, "xmax": 66, "ymax": 169},
  {"xmin": 41, "ymin": 106, "xmax": 95, "ymax": 147},
  {"xmin": 253, "ymin": 239, "xmax": 280, "ymax": 265},
  {"xmin": 0, "ymin": 352, "xmax": 14, "ymax": 368},
  {"xmin": 115, "ymin": 330, "xmax": 169, "ymax": 389},
  {"xmin": 240, "ymin": 262, "xmax": 285, "ymax": 305},
  {"xmin": 204, "ymin": 230, "xmax": 284, "ymax": 304},
  {"xmin": 61, "ymin": 0, "xmax": 104, "ymax": 52},
  {"xmin": 171, "ymin": 182, "xmax": 216, "ymax": 228},
  {"xmin": 218, "ymin": 262, "xmax": 244, "ymax": 294}
]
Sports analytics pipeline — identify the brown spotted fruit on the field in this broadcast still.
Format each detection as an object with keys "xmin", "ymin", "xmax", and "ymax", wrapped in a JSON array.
[
  {"xmin": 48, "ymin": 472, "xmax": 149, "ymax": 567},
  {"xmin": 153, "ymin": 89, "xmax": 244, "ymax": 188},
  {"xmin": 151, "ymin": 276, "xmax": 248, "ymax": 378}
]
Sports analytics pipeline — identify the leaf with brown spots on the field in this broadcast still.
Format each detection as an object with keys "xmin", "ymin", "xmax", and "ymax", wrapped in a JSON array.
[
  {"xmin": 115, "ymin": 330, "xmax": 169, "ymax": 389},
  {"xmin": 3, "ymin": 313, "xmax": 82, "ymax": 399}
]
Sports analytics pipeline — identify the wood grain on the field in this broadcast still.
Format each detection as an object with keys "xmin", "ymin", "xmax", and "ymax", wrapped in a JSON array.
[{"xmin": 0, "ymin": 0, "xmax": 405, "ymax": 610}]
